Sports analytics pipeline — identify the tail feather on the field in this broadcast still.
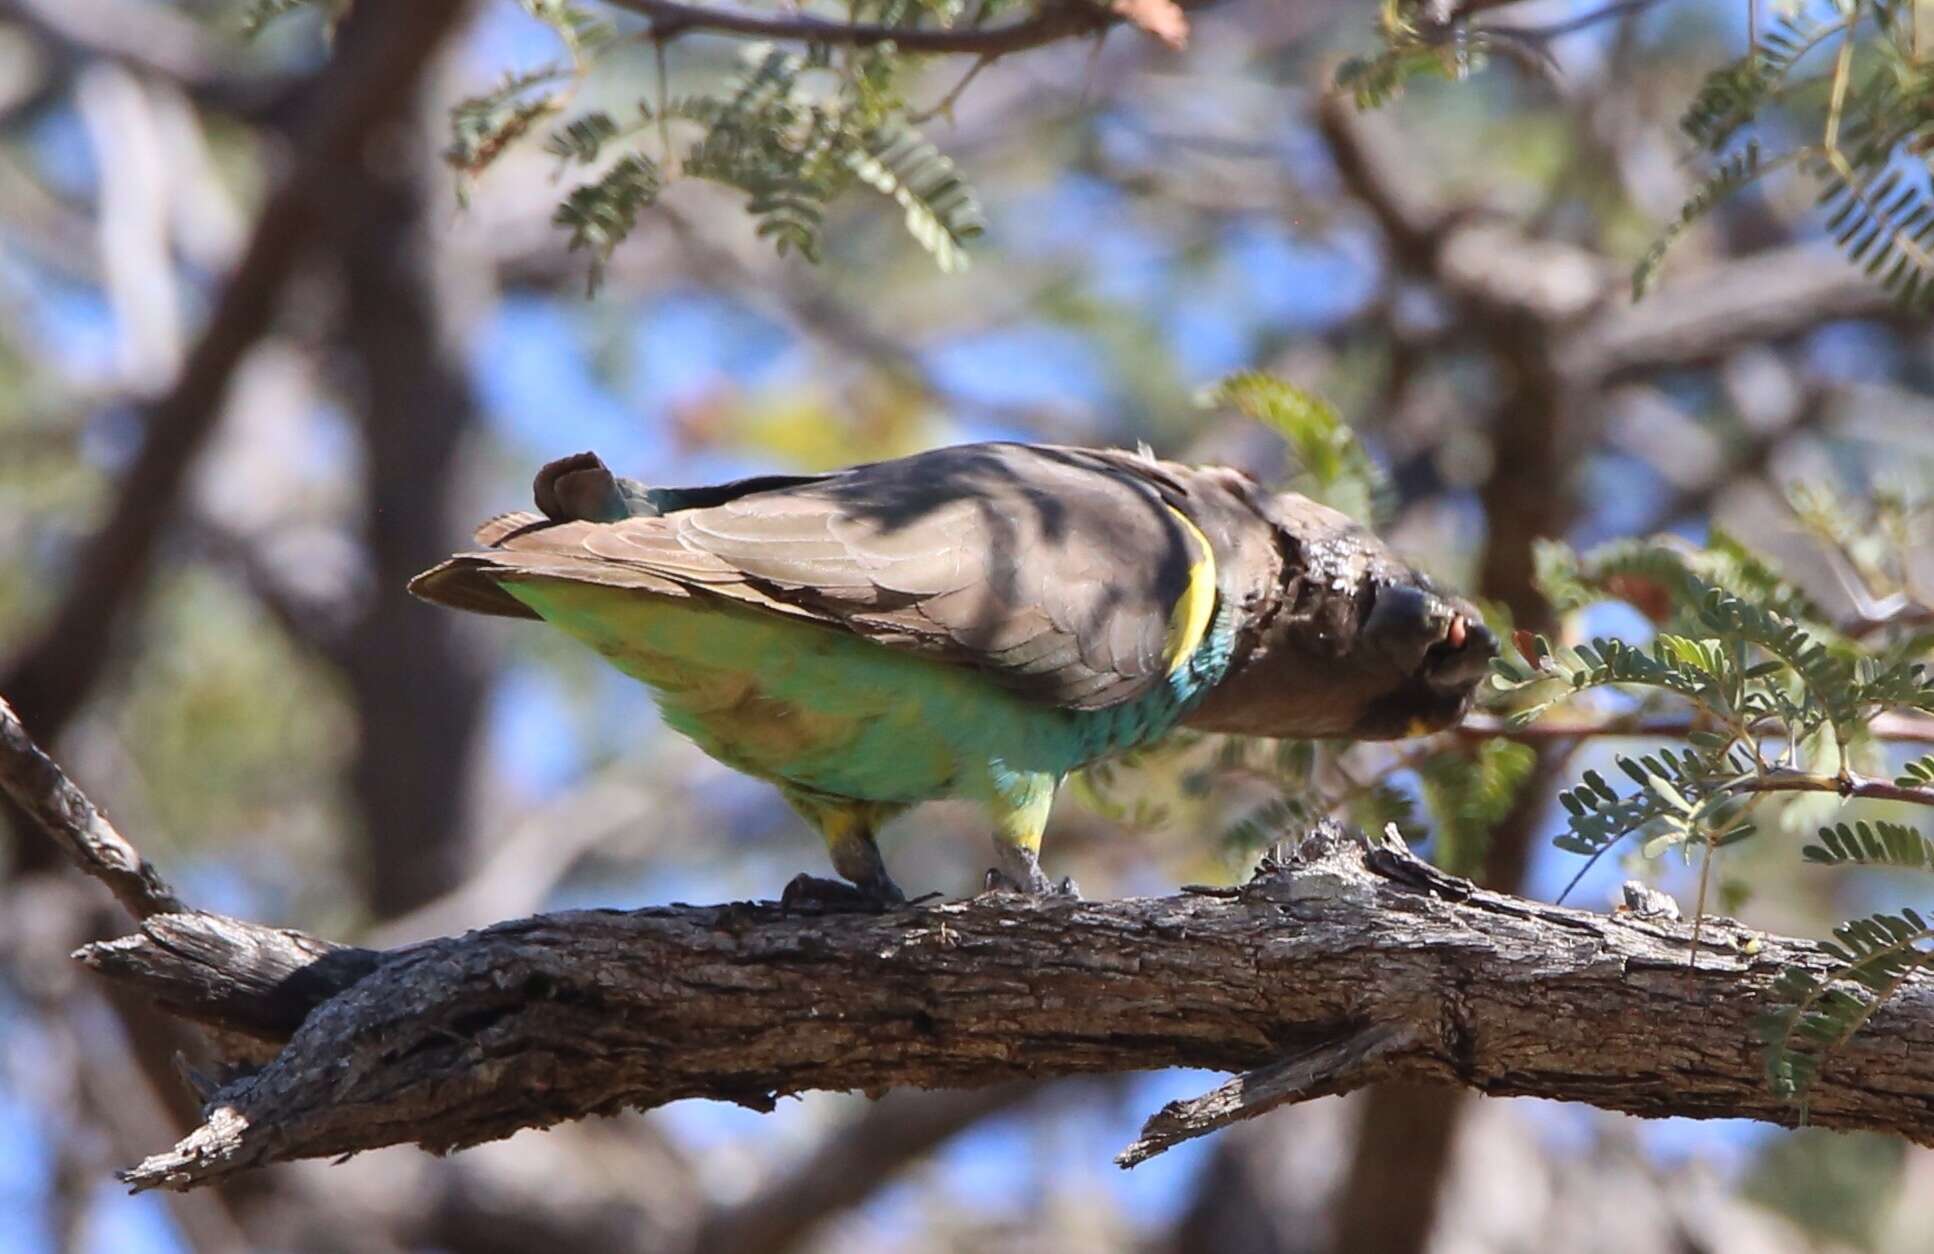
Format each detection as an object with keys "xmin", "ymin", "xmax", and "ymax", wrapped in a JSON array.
[
  {"xmin": 408, "ymin": 542, "xmax": 701, "ymax": 619},
  {"xmin": 474, "ymin": 511, "xmax": 547, "ymax": 546},
  {"xmin": 414, "ymin": 451, "xmax": 712, "ymax": 620},
  {"xmin": 407, "ymin": 558, "xmax": 544, "ymax": 619}
]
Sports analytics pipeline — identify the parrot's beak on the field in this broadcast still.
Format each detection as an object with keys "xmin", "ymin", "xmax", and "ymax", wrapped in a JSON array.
[
  {"xmin": 1362, "ymin": 583, "xmax": 1496, "ymax": 693},
  {"xmin": 1336, "ymin": 579, "xmax": 1498, "ymax": 739},
  {"xmin": 1424, "ymin": 613, "xmax": 1496, "ymax": 694}
]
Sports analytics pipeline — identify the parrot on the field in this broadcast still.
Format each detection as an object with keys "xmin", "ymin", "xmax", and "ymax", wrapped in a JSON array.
[{"xmin": 410, "ymin": 442, "xmax": 1496, "ymax": 906}]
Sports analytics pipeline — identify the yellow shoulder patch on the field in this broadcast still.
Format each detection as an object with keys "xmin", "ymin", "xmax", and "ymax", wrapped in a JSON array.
[{"xmin": 1163, "ymin": 507, "xmax": 1218, "ymax": 674}]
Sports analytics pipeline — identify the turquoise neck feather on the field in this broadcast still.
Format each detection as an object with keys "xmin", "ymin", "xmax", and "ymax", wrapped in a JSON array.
[{"xmin": 1063, "ymin": 597, "xmax": 1240, "ymax": 764}]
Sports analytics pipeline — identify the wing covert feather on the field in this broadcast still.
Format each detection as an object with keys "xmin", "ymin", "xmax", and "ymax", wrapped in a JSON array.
[{"xmin": 455, "ymin": 444, "xmax": 1230, "ymax": 710}]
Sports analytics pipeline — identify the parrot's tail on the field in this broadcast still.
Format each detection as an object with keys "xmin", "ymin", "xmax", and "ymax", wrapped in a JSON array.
[
  {"xmin": 407, "ymin": 452, "xmax": 640, "ymax": 618},
  {"xmin": 407, "ymin": 557, "xmax": 546, "ymax": 619}
]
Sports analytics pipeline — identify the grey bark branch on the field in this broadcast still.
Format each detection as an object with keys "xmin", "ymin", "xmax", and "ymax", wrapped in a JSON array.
[
  {"xmin": 71, "ymin": 825, "xmax": 1934, "ymax": 1193},
  {"xmin": 0, "ymin": 696, "xmax": 188, "ymax": 920},
  {"xmin": 1118, "ymin": 1021, "xmax": 1421, "ymax": 1166},
  {"xmin": 82, "ymin": 910, "xmax": 381, "ymax": 1044}
]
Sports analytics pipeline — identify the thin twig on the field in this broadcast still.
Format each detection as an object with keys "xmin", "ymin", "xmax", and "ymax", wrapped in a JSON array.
[
  {"xmin": 606, "ymin": 0, "xmax": 1217, "ymax": 55},
  {"xmin": 1116, "ymin": 1023, "xmax": 1419, "ymax": 1166},
  {"xmin": 907, "ymin": 53, "xmax": 995, "ymax": 124},
  {"xmin": 0, "ymin": 697, "xmax": 188, "ymax": 920},
  {"xmin": 1731, "ymin": 767, "xmax": 1934, "ymax": 809},
  {"xmin": 1458, "ymin": 713, "xmax": 1934, "ymax": 745}
]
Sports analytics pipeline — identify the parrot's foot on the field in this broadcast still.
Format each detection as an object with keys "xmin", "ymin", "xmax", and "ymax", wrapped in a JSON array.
[
  {"xmin": 981, "ymin": 846, "xmax": 1081, "ymax": 899},
  {"xmin": 981, "ymin": 867, "xmax": 1081, "ymax": 898},
  {"xmin": 780, "ymin": 872, "xmax": 909, "ymax": 913}
]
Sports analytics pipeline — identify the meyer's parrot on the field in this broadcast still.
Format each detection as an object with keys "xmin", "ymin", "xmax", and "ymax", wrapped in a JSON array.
[{"xmin": 410, "ymin": 443, "xmax": 1496, "ymax": 905}]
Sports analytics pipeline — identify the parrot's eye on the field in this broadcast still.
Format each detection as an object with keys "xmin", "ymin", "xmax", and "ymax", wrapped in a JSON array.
[{"xmin": 1361, "ymin": 584, "xmax": 1439, "ymax": 654}]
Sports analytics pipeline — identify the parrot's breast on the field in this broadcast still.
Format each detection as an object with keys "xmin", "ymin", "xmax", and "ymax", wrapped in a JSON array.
[{"xmin": 502, "ymin": 580, "xmax": 1235, "ymax": 806}]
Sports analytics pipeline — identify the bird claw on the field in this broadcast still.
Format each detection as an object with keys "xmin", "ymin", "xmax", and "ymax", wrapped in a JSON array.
[
  {"xmin": 980, "ymin": 867, "xmax": 1082, "ymax": 900},
  {"xmin": 779, "ymin": 873, "xmax": 907, "ymax": 913}
]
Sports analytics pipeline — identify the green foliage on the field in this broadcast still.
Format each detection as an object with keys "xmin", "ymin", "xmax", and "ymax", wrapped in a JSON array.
[
  {"xmin": 447, "ymin": 67, "xmax": 572, "ymax": 186},
  {"xmin": 1651, "ymin": 2, "xmax": 1934, "ymax": 305},
  {"xmin": 241, "ymin": 0, "xmax": 347, "ymax": 36},
  {"xmin": 1517, "ymin": 493, "xmax": 1934, "ymax": 1101},
  {"xmin": 1804, "ymin": 819, "xmax": 1934, "ymax": 870},
  {"xmin": 1205, "ymin": 735, "xmax": 1325, "ymax": 856},
  {"xmin": 554, "ymin": 155, "xmax": 665, "ymax": 287},
  {"xmin": 516, "ymin": 0, "xmax": 617, "ymax": 58},
  {"xmin": 1345, "ymin": 0, "xmax": 1934, "ymax": 307},
  {"xmin": 1633, "ymin": 143, "xmax": 1784, "ymax": 298},
  {"xmin": 262, "ymin": 0, "xmax": 1934, "ymax": 301},
  {"xmin": 1533, "ymin": 528, "xmax": 1827, "ymax": 627},
  {"xmin": 540, "ymin": 43, "xmax": 983, "ymax": 279},
  {"xmin": 254, "ymin": 0, "xmax": 984, "ymax": 277},
  {"xmin": 1416, "ymin": 739, "xmax": 1535, "ymax": 876},
  {"xmin": 1200, "ymin": 371, "xmax": 1388, "ymax": 523},
  {"xmin": 1680, "ymin": 9, "xmax": 1837, "ymax": 151},
  {"xmin": 545, "ymin": 110, "xmax": 625, "ymax": 167},
  {"xmin": 1069, "ymin": 736, "xmax": 1188, "ymax": 833},
  {"xmin": 1899, "ymin": 753, "xmax": 1934, "ymax": 788},
  {"xmin": 1519, "ymin": 539, "xmax": 1897, "ymax": 743},
  {"xmin": 1549, "ymin": 746, "xmax": 1755, "ymax": 862},
  {"xmin": 1336, "ymin": 1, "xmax": 1486, "ymax": 108},
  {"xmin": 1219, "ymin": 792, "xmax": 1328, "ymax": 859},
  {"xmin": 1336, "ymin": 44, "xmax": 1478, "ymax": 109},
  {"xmin": 1759, "ymin": 909, "xmax": 1933, "ymax": 1100},
  {"xmin": 1814, "ymin": 159, "xmax": 1934, "ymax": 308},
  {"xmin": 845, "ymin": 126, "xmax": 985, "ymax": 275}
]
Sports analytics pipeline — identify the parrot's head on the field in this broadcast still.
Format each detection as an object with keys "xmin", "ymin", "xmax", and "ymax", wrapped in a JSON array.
[{"xmin": 1181, "ymin": 493, "xmax": 1496, "ymax": 742}]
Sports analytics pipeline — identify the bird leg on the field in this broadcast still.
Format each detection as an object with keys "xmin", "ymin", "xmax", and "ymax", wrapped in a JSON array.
[
  {"xmin": 782, "ymin": 794, "xmax": 910, "ymax": 912},
  {"xmin": 982, "ymin": 774, "xmax": 1079, "ymax": 898}
]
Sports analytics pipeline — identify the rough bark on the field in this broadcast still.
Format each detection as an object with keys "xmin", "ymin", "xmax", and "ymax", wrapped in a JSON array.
[
  {"xmin": 0, "ymin": 696, "xmax": 188, "ymax": 920},
  {"xmin": 73, "ymin": 824, "xmax": 1934, "ymax": 1193}
]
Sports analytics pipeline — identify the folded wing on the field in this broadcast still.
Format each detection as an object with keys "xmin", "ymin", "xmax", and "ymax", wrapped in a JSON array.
[{"xmin": 410, "ymin": 443, "xmax": 1215, "ymax": 710}]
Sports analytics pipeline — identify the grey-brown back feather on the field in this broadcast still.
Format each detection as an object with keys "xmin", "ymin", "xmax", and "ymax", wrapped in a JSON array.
[{"xmin": 411, "ymin": 443, "xmax": 1288, "ymax": 710}]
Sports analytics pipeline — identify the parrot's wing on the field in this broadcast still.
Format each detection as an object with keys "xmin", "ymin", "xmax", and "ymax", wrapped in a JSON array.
[{"xmin": 413, "ymin": 443, "xmax": 1219, "ymax": 711}]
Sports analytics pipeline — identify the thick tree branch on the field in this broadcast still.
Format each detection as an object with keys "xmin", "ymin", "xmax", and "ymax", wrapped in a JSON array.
[
  {"xmin": 71, "ymin": 824, "xmax": 1934, "ymax": 1192},
  {"xmin": 1563, "ymin": 246, "xmax": 1904, "ymax": 384}
]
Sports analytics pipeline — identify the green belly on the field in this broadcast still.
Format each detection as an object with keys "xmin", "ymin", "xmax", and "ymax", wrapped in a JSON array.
[{"xmin": 503, "ymin": 581, "xmax": 1095, "ymax": 805}]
